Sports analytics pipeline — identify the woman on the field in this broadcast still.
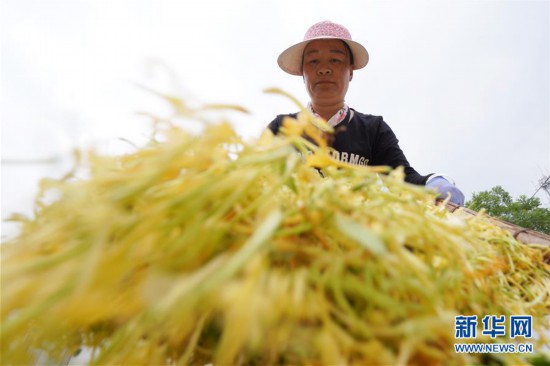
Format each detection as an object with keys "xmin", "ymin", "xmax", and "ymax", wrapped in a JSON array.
[{"xmin": 268, "ymin": 20, "xmax": 464, "ymax": 205}]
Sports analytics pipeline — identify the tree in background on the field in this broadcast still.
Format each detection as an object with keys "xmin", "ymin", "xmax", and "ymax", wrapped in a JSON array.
[{"xmin": 466, "ymin": 186, "xmax": 550, "ymax": 235}]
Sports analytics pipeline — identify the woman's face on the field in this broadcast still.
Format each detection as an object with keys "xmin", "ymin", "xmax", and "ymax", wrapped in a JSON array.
[{"xmin": 302, "ymin": 39, "xmax": 353, "ymax": 107}]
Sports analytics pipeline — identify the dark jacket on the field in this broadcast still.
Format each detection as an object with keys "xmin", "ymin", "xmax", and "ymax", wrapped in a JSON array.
[{"xmin": 267, "ymin": 109, "xmax": 431, "ymax": 185}]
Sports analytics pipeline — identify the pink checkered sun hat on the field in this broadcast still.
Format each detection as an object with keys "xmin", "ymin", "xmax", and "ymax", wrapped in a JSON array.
[{"xmin": 277, "ymin": 20, "xmax": 369, "ymax": 76}]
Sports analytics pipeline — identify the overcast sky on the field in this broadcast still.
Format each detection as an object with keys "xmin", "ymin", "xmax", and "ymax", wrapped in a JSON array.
[{"xmin": 2, "ymin": 0, "xmax": 549, "ymax": 235}]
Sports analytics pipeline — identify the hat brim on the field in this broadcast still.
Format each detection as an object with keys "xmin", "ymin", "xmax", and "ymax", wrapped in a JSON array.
[{"xmin": 277, "ymin": 36, "xmax": 369, "ymax": 76}]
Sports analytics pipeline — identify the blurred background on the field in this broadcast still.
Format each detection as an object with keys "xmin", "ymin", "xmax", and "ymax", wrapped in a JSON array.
[{"xmin": 2, "ymin": 0, "xmax": 549, "ymax": 240}]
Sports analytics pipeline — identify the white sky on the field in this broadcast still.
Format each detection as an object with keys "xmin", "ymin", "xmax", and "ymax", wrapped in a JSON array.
[{"xmin": 1, "ymin": 0, "xmax": 550, "ymax": 234}]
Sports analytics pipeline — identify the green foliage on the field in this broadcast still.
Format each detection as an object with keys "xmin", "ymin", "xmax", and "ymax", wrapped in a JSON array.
[{"xmin": 466, "ymin": 186, "xmax": 550, "ymax": 235}]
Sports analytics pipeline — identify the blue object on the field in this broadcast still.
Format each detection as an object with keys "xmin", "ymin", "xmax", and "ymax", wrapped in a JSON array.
[{"xmin": 425, "ymin": 175, "xmax": 465, "ymax": 206}]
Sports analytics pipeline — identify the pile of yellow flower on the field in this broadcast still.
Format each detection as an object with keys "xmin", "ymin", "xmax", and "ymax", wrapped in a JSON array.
[{"xmin": 1, "ymin": 90, "xmax": 548, "ymax": 365}]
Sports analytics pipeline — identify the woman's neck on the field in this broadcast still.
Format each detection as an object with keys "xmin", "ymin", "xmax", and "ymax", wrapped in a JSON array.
[{"xmin": 310, "ymin": 101, "xmax": 344, "ymax": 121}]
